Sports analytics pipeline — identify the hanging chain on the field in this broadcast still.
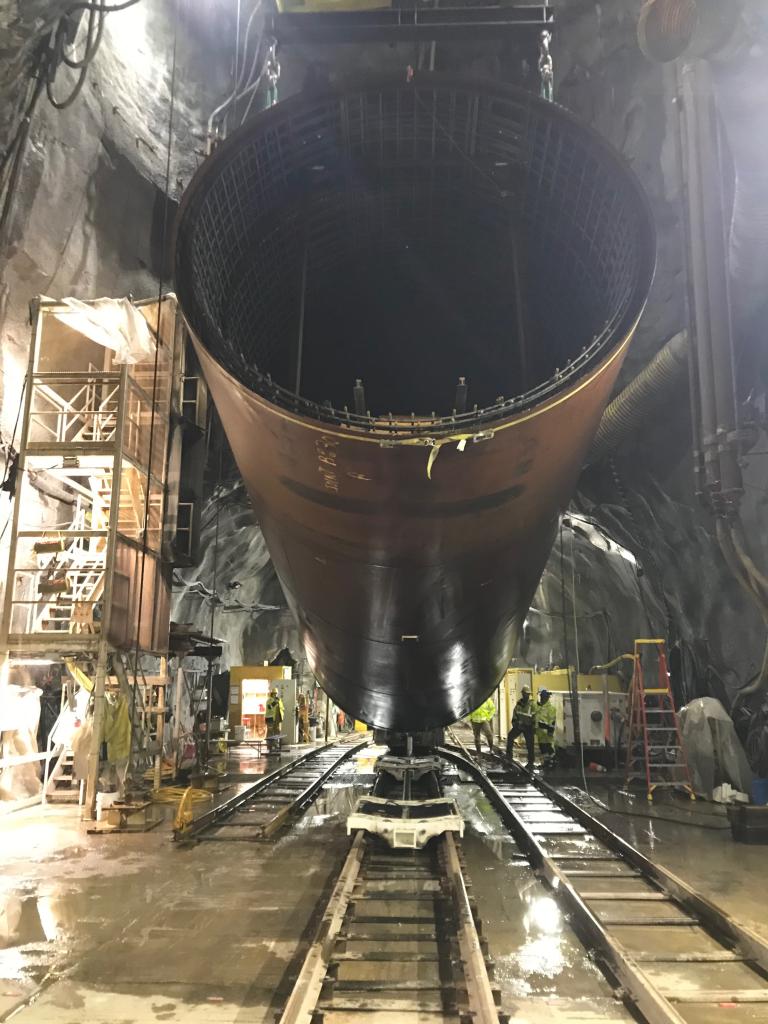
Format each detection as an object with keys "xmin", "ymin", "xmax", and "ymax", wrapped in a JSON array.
[{"xmin": 539, "ymin": 29, "xmax": 554, "ymax": 102}]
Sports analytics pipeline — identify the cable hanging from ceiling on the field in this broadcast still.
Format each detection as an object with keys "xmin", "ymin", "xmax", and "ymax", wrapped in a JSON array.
[
  {"xmin": 126, "ymin": 0, "xmax": 179, "ymax": 782},
  {"xmin": 206, "ymin": 0, "xmax": 273, "ymax": 148},
  {"xmin": 0, "ymin": 1, "xmax": 143, "ymax": 257}
]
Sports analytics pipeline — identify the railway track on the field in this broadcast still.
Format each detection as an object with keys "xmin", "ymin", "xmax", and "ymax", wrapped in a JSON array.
[
  {"xmin": 442, "ymin": 745, "xmax": 768, "ymax": 1024},
  {"xmin": 278, "ymin": 826, "xmax": 501, "ymax": 1024},
  {"xmin": 173, "ymin": 735, "xmax": 367, "ymax": 842},
  {"xmin": 177, "ymin": 730, "xmax": 768, "ymax": 1022}
]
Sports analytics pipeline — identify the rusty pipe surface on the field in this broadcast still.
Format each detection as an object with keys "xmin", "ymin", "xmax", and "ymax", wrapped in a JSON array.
[{"xmin": 175, "ymin": 75, "xmax": 655, "ymax": 731}]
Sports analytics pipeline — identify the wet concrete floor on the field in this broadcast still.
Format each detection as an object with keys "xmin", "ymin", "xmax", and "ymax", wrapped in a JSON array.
[
  {"xmin": 568, "ymin": 782, "xmax": 768, "ymax": 944},
  {"xmin": 1, "ymin": 751, "xmax": 766, "ymax": 1023}
]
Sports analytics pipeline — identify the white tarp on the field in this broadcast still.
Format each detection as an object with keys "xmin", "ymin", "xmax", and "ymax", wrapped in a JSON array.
[
  {"xmin": 679, "ymin": 696, "xmax": 753, "ymax": 798},
  {"xmin": 53, "ymin": 297, "xmax": 155, "ymax": 363}
]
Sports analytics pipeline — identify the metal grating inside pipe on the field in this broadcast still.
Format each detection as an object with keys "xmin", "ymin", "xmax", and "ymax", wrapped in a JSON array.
[{"xmin": 175, "ymin": 76, "xmax": 654, "ymax": 730}]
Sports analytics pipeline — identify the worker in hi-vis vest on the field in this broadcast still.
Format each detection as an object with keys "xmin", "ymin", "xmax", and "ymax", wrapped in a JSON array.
[
  {"xmin": 506, "ymin": 686, "xmax": 536, "ymax": 767},
  {"xmin": 536, "ymin": 689, "xmax": 557, "ymax": 767},
  {"xmin": 265, "ymin": 688, "xmax": 284, "ymax": 737},
  {"xmin": 467, "ymin": 696, "xmax": 495, "ymax": 757}
]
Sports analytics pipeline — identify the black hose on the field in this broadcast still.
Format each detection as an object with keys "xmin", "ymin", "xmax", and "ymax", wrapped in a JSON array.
[
  {"xmin": 583, "ymin": 797, "xmax": 731, "ymax": 831},
  {"xmin": 492, "ymin": 748, "xmax": 733, "ymax": 831},
  {"xmin": 1, "ymin": 0, "xmax": 137, "ymax": 250},
  {"xmin": 0, "ymin": 76, "xmax": 46, "ymax": 251},
  {"xmin": 61, "ymin": 7, "xmax": 104, "ymax": 70},
  {"xmin": 65, "ymin": 0, "xmax": 142, "ymax": 13},
  {"xmin": 46, "ymin": 62, "xmax": 89, "ymax": 110},
  {"xmin": 46, "ymin": 7, "xmax": 105, "ymax": 110}
]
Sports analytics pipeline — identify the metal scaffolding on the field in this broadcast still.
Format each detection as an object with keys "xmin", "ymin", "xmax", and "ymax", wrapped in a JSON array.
[{"xmin": 0, "ymin": 294, "xmax": 194, "ymax": 817}]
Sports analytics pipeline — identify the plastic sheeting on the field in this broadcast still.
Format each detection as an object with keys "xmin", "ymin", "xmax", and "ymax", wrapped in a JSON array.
[
  {"xmin": 0, "ymin": 685, "xmax": 43, "ymax": 802},
  {"xmin": 679, "ymin": 696, "xmax": 753, "ymax": 798},
  {"xmin": 71, "ymin": 719, "xmax": 92, "ymax": 782},
  {"xmin": 744, "ymin": 695, "xmax": 768, "ymax": 778},
  {"xmin": 53, "ymin": 297, "xmax": 155, "ymax": 363}
]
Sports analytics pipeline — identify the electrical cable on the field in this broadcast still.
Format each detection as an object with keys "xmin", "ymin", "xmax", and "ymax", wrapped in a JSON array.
[
  {"xmin": 46, "ymin": 59, "xmax": 90, "ymax": 111},
  {"xmin": 2, "ymin": 0, "xmax": 139, "ymax": 249},
  {"xmin": 0, "ymin": 76, "xmax": 46, "ymax": 246},
  {"xmin": 231, "ymin": 0, "xmax": 242, "ymax": 132},
  {"xmin": 576, "ymin": 792, "xmax": 732, "ymax": 830},
  {"xmin": 46, "ymin": 5, "xmax": 106, "ymax": 109},
  {"xmin": 236, "ymin": 3, "xmax": 264, "ymax": 93},
  {"xmin": 235, "ymin": 30, "xmax": 265, "ymax": 114},
  {"xmin": 64, "ymin": 1, "xmax": 142, "ymax": 13},
  {"xmin": 0, "ymin": 376, "xmax": 28, "ymax": 491},
  {"xmin": 238, "ymin": 62, "xmax": 269, "ymax": 126},
  {"xmin": 126, "ymin": 0, "xmax": 178, "ymax": 777},
  {"xmin": 0, "ymin": 73, "xmax": 42, "ymax": 182},
  {"xmin": 152, "ymin": 785, "xmax": 211, "ymax": 803},
  {"xmin": 211, "ymin": 4, "xmax": 266, "ymax": 136},
  {"xmin": 204, "ymin": 430, "xmax": 224, "ymax": 747},
  {"xmin": 559, "ymin": 516, "xmax": 588, "ymax": 790},
  {"xmin": 0, "ymin": 378, "xmax": 30, "ymax": 547},
  {"xmin": 60, "ymin": 6, "xmax": 104, "ymax": 70}
]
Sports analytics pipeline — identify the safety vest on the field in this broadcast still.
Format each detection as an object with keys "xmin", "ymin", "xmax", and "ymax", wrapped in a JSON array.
[
  {"xmin": 536, "ymin": 699, "xmax": 556, "ymax": 743},
  {"xmin": 266, "ymin": 696, "xmax": 284, "ymax": 722},
  {"xmin": 512, "ymin": 697, "xmax": 536, "ymax": 728},
  {"xmin": 467, "ymin": 697, "xmax": 495, "ymax": 723}
]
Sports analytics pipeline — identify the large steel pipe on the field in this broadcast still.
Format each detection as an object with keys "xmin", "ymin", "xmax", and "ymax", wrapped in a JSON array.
[{"xmin": 175, "ymin": 75, "xmax": 654, "ymax": 731}]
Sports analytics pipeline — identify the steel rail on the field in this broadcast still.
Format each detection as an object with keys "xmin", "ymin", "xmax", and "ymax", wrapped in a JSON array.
[
  {"xmin": 439, "ymin": 746, "xmax": 768, "ymax": 1023},
  {"xmin": 173, "ymin": 737, "xmax": 367, "ymax": 842},
  {"xmin": 278, "ymin": 827, "xmax": 499, "ymax": 1024},
  {"xmin": 279, "ymin": 830, "xmax": 366, "ymax": 1024},
  {"xmin": 516, "ymin": 758, "xmax": 768, "ymax": 975},
  {"xmin": 440, "ymin": 830, "xmax": 501, "ymax": 1024}
]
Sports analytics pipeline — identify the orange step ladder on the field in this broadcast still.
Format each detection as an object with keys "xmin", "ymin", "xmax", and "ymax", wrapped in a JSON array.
[{"xmin": 624, "ymin": 639, "xmax": 695, "ymax": 802}]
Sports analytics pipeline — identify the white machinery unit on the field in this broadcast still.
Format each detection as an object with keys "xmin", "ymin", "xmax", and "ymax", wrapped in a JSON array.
[
  {"xmin": 553, "ymin": 690, "xmax": 628, "ymax": 748},
  {"xmin": 502, "ymin": 668, "xmax": 628, "ymax": 749}
]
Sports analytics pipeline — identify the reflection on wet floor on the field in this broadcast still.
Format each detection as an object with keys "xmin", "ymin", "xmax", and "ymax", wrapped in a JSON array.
[
  {"xmin": 447, "ymin": 781, "xmax": 633, "ymax": 1021},
  {"xmin": 0, "ymin": 895, "xmax": 51, "ymax": 949},
  {"xmin": 0, "ymin": 755, "xmax": 380, "ymax": 1023},
  {"xmin": 563, "ymin": 781, "xmax": 768, "ymax": 943}
]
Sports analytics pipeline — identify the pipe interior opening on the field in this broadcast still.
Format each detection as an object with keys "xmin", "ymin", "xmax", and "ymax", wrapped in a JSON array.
[{"xmin": 179, "ymin": 81, "xmax": 652, "ymax": 423}]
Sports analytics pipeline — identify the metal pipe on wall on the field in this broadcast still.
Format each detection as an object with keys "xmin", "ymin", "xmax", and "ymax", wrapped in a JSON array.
[{"xmin": 680, "ymin": 61, "xmax": 725, "ymax": 501}]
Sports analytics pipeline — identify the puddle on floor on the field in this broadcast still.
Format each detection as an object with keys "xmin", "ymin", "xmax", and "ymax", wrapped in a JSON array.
[
  {"xmin": 0, "ymin": 895, "xmax": 52, "ymax": 949},
  {"xmin": 447, "ymin": 780, "xmax": 633, "ymax": 1016}
]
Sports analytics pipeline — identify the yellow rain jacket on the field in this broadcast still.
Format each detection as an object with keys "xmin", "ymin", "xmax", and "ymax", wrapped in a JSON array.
[
  {"xmin": 467, "ymin": 697, "xmax": 495, "ymax": 723},
  {"xmin": 536, "ymin": 699, "xmax": 557, "ymax": 746},
  {"xmin": 102, "ymin": 693, "xmax": 131, "ymax": 762}
]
